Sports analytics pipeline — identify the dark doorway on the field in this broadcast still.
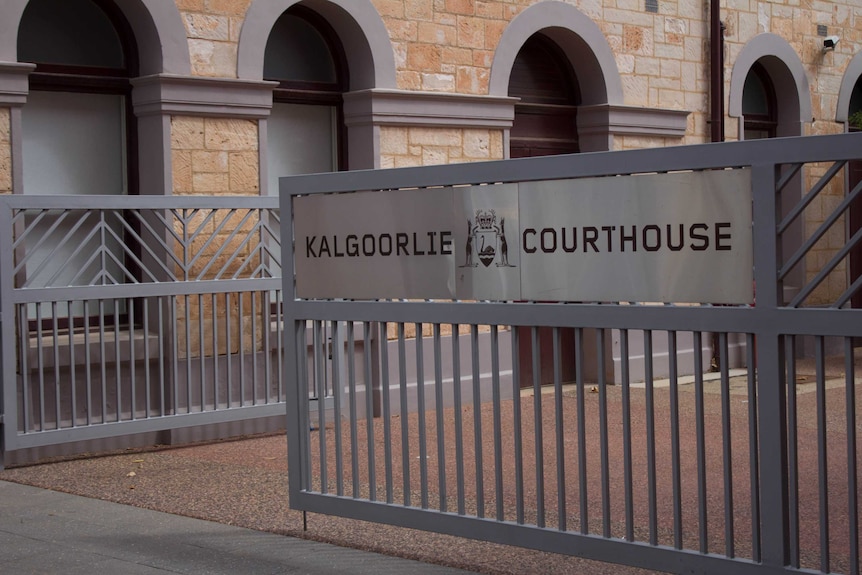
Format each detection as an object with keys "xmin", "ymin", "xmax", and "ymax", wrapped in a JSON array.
[
  {"xmin": 509, "ymin": 33, "xmax": 580, "ymax": 158},
  {"xmin": 508, "ymin": 33, "xmax": 580, "ymax": 387}
]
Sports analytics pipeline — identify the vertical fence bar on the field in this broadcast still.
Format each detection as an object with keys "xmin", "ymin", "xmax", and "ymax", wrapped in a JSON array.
[
  {"xmin": 786, "ymin": 335, "xmax": 799, "ymax": 567},
  {"xmin": 114, "ymin": 299, "xmax": 121, "ymax": 421},
  {"xmin": 434, "ymin": 324, "xmax": 447, "ymax": 513},
  {"xmin": 694, "ymin": 331, "xmax": 708, "ymax": 554},
  {"xmin": 845, "ymin": 337, "xmax": 859, "ymax": 575},
  {"xmin": 397, "ymin": 323, "xmax": 410, "ymax": 507},
  {"xmin": 262, "ymin": 290, "xmax": 271, "ymax": 404},
  {"xmin": 720, "ymin": 331, "xmax": 735, "ymax": 558},
  {"xmin": 211, "ymin": 293, "xmax": 218, "ymax": 409},
  {"xmin": 416, "ymin": 323, "xmax": 428, "ymax": 509},
  {"xmin": 198, "ymin": 293, "xmax": 205, "ymax": 411},
  {"xmin": 644, "ymin": 329, "xmax": 658, "ymax": 545},
  {"xmin": 129, "ymin": 299, "xmax": 136, "ymax": 420},
  {"xmin": 597, "ymin": 328, "xmax": 611, "ymax": 539},
  {"xmin": 620, "ymin": 329, "xmax": 634, "ymax": 543},
  {"xmin": 157, "ymin": 299, "xmax": 166, "ymax": 417},
  {"xmin": 381, "ymin": 322, "xmax": 393, "ymax": 504},
  {"xmin": 251, "ymin": 292, "xmax": 258, "ymax": 405},
  {"xmin": 52, "ymin": 302, "xmax": 60, "ymax": 428},
  {"xmin": 363, "ymin": 321, "xmax": 377, "ymax": 502},
  {"xmin": 36, "ymin": 304, "xmax": 45, "ymax": 430},
  {"xmin": 69, "ymin": 301, "xmax": 77, "ymax": 426},
  {"xmin": 84, "ymin": 300, "xmax": 92, "ymax": 425},
  {"xmin": 553, "ymin": 327, "xmax": 566, "ymax": 532},
  {"xmin": 668, "ymin": 330, "xmax": 682, "ymax": 549},
  {"xmin": 746, "ymin": 332, "xmax": 761, "ymax": 562},
  {"xmin": 815, "ymin": 335, "xmax": 830, "ymax": 573},
  {"xmin": 19, "ymin": 305, "xmax": 31, "ymax": 433},
  {"xmin": 184, "ymin": 295, "xmax": 192, "ymax": 413},
  {"xmin": 347, "ymin": 322, "xmax": 359, "ymax": 499},
  {"xmin": 452, "ymin": 325, "xmax": 466, "ymax": 515},
  {"xmin": 238, "ymin": 294, "xmax": 245, "ymax": 407},
  {"xmin": 332, "ymin": 321, "xmax": 344, "ymax": 497},
  {"xmin": 99, "ymin": 300, "xmax": 107, "ymax": 423},
  {"xmin": 276, "ymin": 291, "xmax": 284, "ymax": 402},
  {"xmin": 576, "ymin": 327, "xmax": 588, "ymax": 534},
  {"xmin": 297, "ymin": 321, "xmax": 311, "ymax": 492},
  {"xmin": 531, "ymin": 326, "xmax": 544, "ymax": 528},
  {"xmin": 472, "ymin": 324, "xmax": 485, "ymax": 519},
  {"xmin": 314, "ymin": 320, "xmax": 327, "ymax": 494},
  {"xmin": 143, "ymin": 298, "xmax": 151, "ymax": 418},
  {"xmin": 510, "ymin": 324, "xmax": 524, "ymax": 524},
  {"xmin": 173, "ymin": 296, "xmax": 182, "ymax": 415},
  {"xmin": 226, "ymin": 293, "xmax": 233, "ymax": 407},
  {"xmin": 491, "ymin": 325, "xmax": 504, "ymax": 522}
]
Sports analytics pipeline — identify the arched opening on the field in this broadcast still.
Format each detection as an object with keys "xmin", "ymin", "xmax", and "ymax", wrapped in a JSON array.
[
  {"xmin": 18, "ymin": 0, "xmax": 138, "ymax": 197},
  {"xmin": 508, "ymin": 33, "xmax": 580, "ymax": 158},
  {"xmin": 18, "ymin": 0, "xmax": 140, "ymax": 328},
  {"xmin": 732, "ymin": 46, "xmax": 807, "ymax": 300},
  {"xmin": 509, "ymin": 32, "xmax": 581, "ymax": 387},
  {"xmin": 263, "ymin": 5, "xmax": 347, "ymax": 194},
  {"xmin": 742, "ymin": 62, "xmax": 776, "ymax": 140}
]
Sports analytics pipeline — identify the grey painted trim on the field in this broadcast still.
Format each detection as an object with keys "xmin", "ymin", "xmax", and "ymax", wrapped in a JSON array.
[
  {"xmin": 259, "ymin": 118, "xmax": 271, "ymax": 196},
  {"xmin": 836, "ymin": 51, "xmax": 862, "ymax": 123},
  {"xmin": 346, "ymin": 123, "xmax": 380, "ymax": 170},
  {"xmin": 136, "ymin": 113, "xmax": 172, "ymax": 197},
  {"xmin": 0, "ymin": 62, "xmax": 34, "ymax": 106},
  {"xmin": 728, "ymin": 33, "xmax": 812, "ymax": 123},
  {"xmin": 578, "ymin": 104, "xmax": 689, "ymax": 138},
  {"xmin": 132, "ymin": 74, "xmax": 277, "ymax": 119},
  {"xmin": 237, "ymin": 0, "xmax": 396, "ymax": 90},
  {"xmin": 488, "ymin": 1, "xmax": 623, "ymax": 106},
  {"xmin": 343, "ymin": 89, "xmax": 516, "ymax": 129},
  {"xmin": 0, "ymin": 1, "xmax": 28, "ymax": 64},
  {"xmin": 0, "ymin": 0, "xmax": 190, "ymax": 76}
]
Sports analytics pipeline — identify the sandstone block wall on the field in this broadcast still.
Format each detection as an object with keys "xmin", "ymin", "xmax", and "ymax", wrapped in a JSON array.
[
  {"xmin": 177, "ymin": 0, "xmax": 251, "ymax": 78},
  {"xmin": 380, "ymin": 126, "xmax": 505, "ymax": 166}
]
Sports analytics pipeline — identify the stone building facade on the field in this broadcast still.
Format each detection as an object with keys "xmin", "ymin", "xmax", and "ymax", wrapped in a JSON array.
[{"xmin": 0, "ymin": 0, "xmax": 860, "ymax": 303}]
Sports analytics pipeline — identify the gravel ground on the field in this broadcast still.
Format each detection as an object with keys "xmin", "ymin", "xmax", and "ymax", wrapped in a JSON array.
[{"xmin": 2, "ymin": 356, "xmax": 859, "ymax": 575}]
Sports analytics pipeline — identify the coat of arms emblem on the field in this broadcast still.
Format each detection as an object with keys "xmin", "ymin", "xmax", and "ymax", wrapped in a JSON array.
[{"xmin": 463, "ymin": 209, "xmax": 513, "ymax": 268}]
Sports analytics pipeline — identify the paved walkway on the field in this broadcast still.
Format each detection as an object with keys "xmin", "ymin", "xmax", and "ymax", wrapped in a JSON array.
[{"xmin": 0, "ymin": 480, "xmax": 474, "ymax": 575}]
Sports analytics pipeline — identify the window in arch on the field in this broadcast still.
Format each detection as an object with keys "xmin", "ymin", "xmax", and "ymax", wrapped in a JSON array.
[
  {"xmin": 264, "ymin": 7, "xmax": 347, "ymax": 194},
  {"xmin": 18, "ymin": 0, "xmax": 139, "ymax": 325},
  {"xmin": 742, "ymin": 62, "xmax": 776, "ymax": 140},
  {"xmin": 508, "ymin": 34, "xmax": 581, "ymax": 158}
]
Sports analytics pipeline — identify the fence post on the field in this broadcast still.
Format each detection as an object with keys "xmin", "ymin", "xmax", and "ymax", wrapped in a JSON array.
[
  {"xmin": 751, "ymin": 161, "xmax": 790, "ymax": 567},
  {"xmin": 0, "ymin": 197, "xmax": 15, "ymax": 470}
]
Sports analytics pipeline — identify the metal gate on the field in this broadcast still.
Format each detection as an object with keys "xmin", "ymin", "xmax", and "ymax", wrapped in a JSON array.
[
  {"xmin": 280, "ymin": 133, "xmax": 862, "ymax": 575},
  {"xmin": 0, "ymin": 195, "xmax": 285, "ymax": 465}
]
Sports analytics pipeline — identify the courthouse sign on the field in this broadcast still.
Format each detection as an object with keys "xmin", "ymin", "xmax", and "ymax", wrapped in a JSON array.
[{"xmin": 294, "ymin": 169, "xmax": 753, "ymax": 304}]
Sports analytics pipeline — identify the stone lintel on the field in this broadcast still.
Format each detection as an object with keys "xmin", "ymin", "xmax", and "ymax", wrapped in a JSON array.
[
  {"xmin": 132, "ymin": 74, "xmax": 277, "ymax": 119},
  {"xmin": 579, "ymin": 104, "xmax": 690, "ymax": 138},
  {"xmin": 0, "ymin": 62, "xmax": 36, "ymax": 106},
  {"xmin": 344, "ymin": 89, "xmax": 516, "ymax": 129}
]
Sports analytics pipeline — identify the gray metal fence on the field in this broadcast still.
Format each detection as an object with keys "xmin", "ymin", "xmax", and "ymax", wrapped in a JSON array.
[
  {"xmin": 0, "ymin": 195, "xmax": 285, "ymax": 463},
  {"xmin": 280, "ymin": 133, "xmax": 862, "ymax": 575}
]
